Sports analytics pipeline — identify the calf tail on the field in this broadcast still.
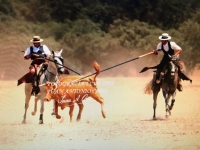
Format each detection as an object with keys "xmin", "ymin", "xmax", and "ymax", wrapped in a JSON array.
[{"xmin": 93, "ymin": 61, "xmax": 100, "ymax": 82}]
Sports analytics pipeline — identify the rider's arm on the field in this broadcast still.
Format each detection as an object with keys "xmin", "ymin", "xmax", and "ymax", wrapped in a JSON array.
[
  {"xmin": 152, "ymin": 50, "xmax": 158, "ymax": 55},
  {"xmin": 171, "ymin": 42, "xmax": 182, "ymax": 56},
  {"xmin": 24, "ymin": 47, "xmax": 31, "ymax": 60},
  {"xmin": 24, "ymin": 55, "xmax": 31, "ymax": 60},
  {"xmin": 43, "ymin": 45, "xmax": 51, "ymax": 57},
  {"xmin": 46, "ymin": 54, "xmax": 50, "ymax": 58},
  {"xmin": 174, "ymin": 49, "xmax": 182, "ymax": 56},
  {"xmin": 152, "ymin": 43, "xmax": 162, "ymax": 55}
]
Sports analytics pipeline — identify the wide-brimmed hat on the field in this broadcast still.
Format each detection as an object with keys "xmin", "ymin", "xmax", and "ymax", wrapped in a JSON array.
[
  {"xmin": 159, "ymin": 33, "xmax": 171, "ymax": 40},
  {"xmin": 30, "ymin": 36, "xmax": 43, "ymax": 43}
]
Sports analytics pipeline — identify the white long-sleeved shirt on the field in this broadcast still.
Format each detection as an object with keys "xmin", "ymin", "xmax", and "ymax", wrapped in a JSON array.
[
  {"xmin": 24, "ymin": 44, "xmax": 51, "ymax": 57},
  {"xmin": 156, "ymin": 41, "xmax": 182, "ymax": 57}
]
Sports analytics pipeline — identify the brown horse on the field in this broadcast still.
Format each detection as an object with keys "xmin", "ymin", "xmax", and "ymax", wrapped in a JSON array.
[{"xmin": 143, "ymin": 58, "xmax": 179, "ymax": 119}]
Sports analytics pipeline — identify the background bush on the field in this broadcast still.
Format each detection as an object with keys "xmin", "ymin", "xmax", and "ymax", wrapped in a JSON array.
[{"xmin": 0, "ymin": 0, "xmax": 200, "ymax": 79}]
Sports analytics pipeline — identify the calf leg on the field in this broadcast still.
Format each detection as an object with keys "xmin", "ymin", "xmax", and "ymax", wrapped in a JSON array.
[
  {"xmin": 51, "ymin": 100, "xmax": 56, "ymax": 116},
  {"xmin": 76, "ymin": 102, "xmax": 84, "ymax": 121},
  {"xmin": 91, "ymin": 92, "xmax": 106, "ymax": 118},
  {"xmin": 54, "ymin": 101, "xmax": 61, "ymax": 119},
  {"xmin": 69, "ymin": 105, "xmax": 75, "ymax": 122}
]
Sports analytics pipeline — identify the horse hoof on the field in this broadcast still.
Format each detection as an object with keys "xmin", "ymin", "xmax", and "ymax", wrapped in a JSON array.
[
  {"xmin": 39, "ymin": 120, "xmax": 43, "ymax": 124},
  {"xmin": 22, "ymin": 120, "xmax": 26, "ymax": 124},
  {"xmin": 152, "ymin": 116, "xmax": 157, "ymax": 120}
]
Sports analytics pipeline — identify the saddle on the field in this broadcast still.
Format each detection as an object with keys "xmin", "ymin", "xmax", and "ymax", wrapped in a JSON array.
[
  {"xmin": 155, "ymin": 60, "xmax": 192, "ymax": 84},
  {"xmin": 17, "ymin": 63, "xmax": 47, "ymax": 95},
  {"xmin": 173, "ymin": 61, "xmax": 192, "ymax": 83},
  {"xmin": 31, "ymin": 63, "xmax": 48, "ymax": 96}
]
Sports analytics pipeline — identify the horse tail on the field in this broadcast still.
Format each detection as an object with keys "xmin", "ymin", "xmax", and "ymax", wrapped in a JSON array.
[
  {"xmin": 144, "ymin": 79, "xmax": 154, "ymax": 95},
  {"xmin": 93, "ymin": 61, "xmax": 100, "ymax": 82}
]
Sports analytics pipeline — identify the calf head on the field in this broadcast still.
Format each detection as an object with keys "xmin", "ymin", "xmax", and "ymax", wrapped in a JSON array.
[{"xmin": 44, "ymin": 81, "xmax": 57, "ymax": 102}]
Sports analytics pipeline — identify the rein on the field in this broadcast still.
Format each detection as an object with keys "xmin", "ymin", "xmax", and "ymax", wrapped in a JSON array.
[
  {"xmin": 43, "ymin": 58, "xmax": 60, "ymax": 82},
  {"xmin": 46, "ymin": 68, "xmax": 57, "ymax": 76}
]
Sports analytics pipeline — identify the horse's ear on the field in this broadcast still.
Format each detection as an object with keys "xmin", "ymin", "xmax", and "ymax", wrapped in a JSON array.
[
  {"xmin": 59, "ymin": 49, "xmax": 63, "ymax": 55},
  {"xmin": 52, "ymin": 51, "xmax": 55, "ymax": 56}
]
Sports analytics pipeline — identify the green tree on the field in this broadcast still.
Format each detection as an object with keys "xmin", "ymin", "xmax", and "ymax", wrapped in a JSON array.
[{"xmin": 179, "ymin": 18, "xmax": 200, "ymax": 73}]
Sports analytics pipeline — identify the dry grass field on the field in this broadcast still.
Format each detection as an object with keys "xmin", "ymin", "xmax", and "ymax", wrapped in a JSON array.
[{"xmin": 0, "ymin": 70, "xmax": 200, "ymax": 149}]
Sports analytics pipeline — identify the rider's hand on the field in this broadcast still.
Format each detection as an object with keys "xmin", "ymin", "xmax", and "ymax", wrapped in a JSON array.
[
  {"xmin": 152, "ymin": 50, "xmax": 158, "ymax": 55},
  {"xmin": 39, "ymin": 54, "xmax": 47, "ymax": 58},
  {"xmin": 171, "ymin": 55, "xmax": 177, "ymax": 60},
  {"xmin": 24, "ymin": 55, "xmax": 31, "ymax": 60},
  {"xmin": 31, "ymin": 53, "xmax": 39, "ymax": 57},
  {"xmin": 46, "ymin": 54, "xmax": 50, "ymax": 58}
]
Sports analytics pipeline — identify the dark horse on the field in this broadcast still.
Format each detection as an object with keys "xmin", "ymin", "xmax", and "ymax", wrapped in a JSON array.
[{"xmin": 142, "ymin": 57, "xmax": 179, "ymax": 119}]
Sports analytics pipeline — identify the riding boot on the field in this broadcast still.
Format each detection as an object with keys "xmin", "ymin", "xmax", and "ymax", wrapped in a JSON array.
[
  {"xmin": 155, "ymin": 69, "xmax": 164, "ymax": 84},
  {"xmin": 31, "ymin": 74, "xmax": 40, "ymax": 96},
  {"xmin": 31, "ymin": 67, "xmax": 40, "ymax": 96},
  {"xmin": 177, "ymin": 78, "xmax": 183, "ymax": 92},
  {"xmin": 156, "ymin": 71, "xmax": 165, "ymax": 84},
  {"xmin": 31, "ymin": 64, "xmax": 47, "ymax": 96}
]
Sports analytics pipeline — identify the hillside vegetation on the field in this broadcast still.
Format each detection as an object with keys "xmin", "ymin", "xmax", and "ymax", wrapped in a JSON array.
[{"xmin": 0, "ymin": 0, "xmax": 200, "ymax": 79}]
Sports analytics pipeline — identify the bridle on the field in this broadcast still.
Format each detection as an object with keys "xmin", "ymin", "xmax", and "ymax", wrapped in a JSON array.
[{"xmin": 44, "ymin": 55, "xmax": 64, "ymax": 81}]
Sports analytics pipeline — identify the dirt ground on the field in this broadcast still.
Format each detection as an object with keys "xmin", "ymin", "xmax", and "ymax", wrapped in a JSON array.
[{"xmin": 0, "ymin": 71, "xmax": 200, "ymax": 150}]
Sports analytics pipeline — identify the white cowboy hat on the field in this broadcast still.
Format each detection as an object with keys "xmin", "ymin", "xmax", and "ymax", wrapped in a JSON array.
[
  {"xmin": 30, "ymin": 36, "xmax": 43, "ymax": 43},
  {"xmin": 159, "ymin": 33, "xmax": 171, "ymax": 40}
]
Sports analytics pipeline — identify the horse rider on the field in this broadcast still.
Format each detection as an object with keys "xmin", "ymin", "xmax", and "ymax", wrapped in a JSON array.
[
  {"xmin": 24, "ymin": 35, "xmax": 51, "ymax": 95},
  {"xmin": 152, "ymin": 33, "xmax": 191, "ymax": 92}
]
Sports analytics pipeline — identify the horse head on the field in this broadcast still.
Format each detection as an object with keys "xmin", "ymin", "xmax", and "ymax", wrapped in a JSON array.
[
  {"xmin": 50, "ymin": 49, "xmax": 67, "ymax": 74},
  {"xmin": 167, "ymin": 55, "xmax": 178, "ymax": 79}
]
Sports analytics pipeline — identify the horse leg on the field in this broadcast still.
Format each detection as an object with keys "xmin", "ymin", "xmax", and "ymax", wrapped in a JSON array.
[
  {"xmin": 169, "ymin": 91, "xmax": 176, "ymax": 111},
  {"xmin": 169, "ymin": 99, "xmax": 175, "ymax": 110},
  {"xmin": 22, "ymin": 83, "xmax": 32, "ymax": 124},
  {"xmin": 152, "ymin": 85, "xmax": 160, "ymax": 119},
  {"xmin": 91, "ymin": 92, "xmax": 106, "ymax": 118},
  {"xmin": 69, "ymin": 104, "xmax": 75, "ymax": 122},
  {"xmin": 32, "ymin": 94, "xmax": 41, "ymax": 116},
  {"xmin": 153, "ymin": 92, "xmax": 158, "ymax": 119},
  {"xmin": 39, "ymin": 99, "xmax": 44, "ymax": 124},
  {"xmin": 38, "ymin": 83, "xmax": 46, "ymax": 124},
  {"xmin": 76, "ymin": 102, "xmax": 84, "ymax": 122},
  {"xmin": 164, "ymin": 91, "xmax": 171, "ymax": 118}
]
